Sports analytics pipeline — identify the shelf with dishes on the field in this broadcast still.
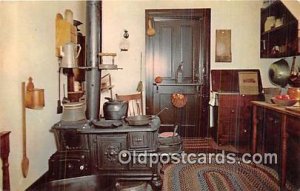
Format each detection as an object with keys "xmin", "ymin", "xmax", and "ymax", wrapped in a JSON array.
[{"xmin": 260, "ymin": 0, "xmax": 300, "ymax": 58}]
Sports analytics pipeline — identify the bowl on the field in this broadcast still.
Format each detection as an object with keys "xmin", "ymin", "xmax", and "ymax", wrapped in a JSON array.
[{"xmin": 271, "ymin": 97, "xmax": 297, "ymax": 106}]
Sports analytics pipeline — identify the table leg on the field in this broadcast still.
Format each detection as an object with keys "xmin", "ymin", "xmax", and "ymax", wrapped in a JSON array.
[
  {"xmin": 280, "ymin": 114, "xmax": 287, "ymax": 190},
  {"xmin": 0, "ymin": 132, "xmax": 10, "ymax": 191},
  {"xmin": 252, "ymin": 105, "xmax": 257, "ymax": 154},
  {"xmin": 1, "ymin": 154, "xmax": 10, "ymax": 191}
]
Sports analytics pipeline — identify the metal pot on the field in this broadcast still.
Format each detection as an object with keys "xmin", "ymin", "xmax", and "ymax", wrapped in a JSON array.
[
  {"xmin": 158, "ymin": 125, "xmax": 182, "ymax": 152},
  {"xmin": 103, "ymin": 97, "xmax": 128, "ymax": 120},
  {"xmin": 269, "ymin": 59, "xmax": 290, "ymax": 87}
]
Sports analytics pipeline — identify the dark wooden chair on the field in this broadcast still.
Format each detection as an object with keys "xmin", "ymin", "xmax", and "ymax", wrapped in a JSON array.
[{"xmin": 115, "ymin": 93, "xmax": 143, "ymax": 116}]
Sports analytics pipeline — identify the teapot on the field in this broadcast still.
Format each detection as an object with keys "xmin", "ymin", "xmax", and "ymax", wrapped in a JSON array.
[
  {"xmin": 60, "ymin": 42, "xmax": 81, "ymax": 68},
  {"xmin": 103, "ymin": 97, "xmax": 128, "ymax": 120}
]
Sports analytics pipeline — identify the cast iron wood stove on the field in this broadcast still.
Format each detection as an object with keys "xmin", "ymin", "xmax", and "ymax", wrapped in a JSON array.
[
  {"xmin": 49, "ymin": 120, "xmax": 91, "ymax": 179},
  {"xmin": 29, "ymin": 1, "xmax": 162, "ymax": 190},
  {"xmin": 49, "ymin": 118, "xmax": 162, "ymax": 189}
]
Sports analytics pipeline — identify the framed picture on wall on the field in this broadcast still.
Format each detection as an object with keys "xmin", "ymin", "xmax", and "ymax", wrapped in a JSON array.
[
  {"xmin": 238, "ymin": 71, "xmax": 259, "ymax": 95},
  {"xmin": 215, "ymin": 29, "xmax": 232, "ymax": 62}
]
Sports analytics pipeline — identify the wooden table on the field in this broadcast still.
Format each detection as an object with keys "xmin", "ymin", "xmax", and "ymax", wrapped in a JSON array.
[
  {"xmin": 251, "ymin": 101, "xmax": 300, "ymax": 189},
  {"xmin": 0, "ymin": 131, "xmax": 11, "ymax": 191}
]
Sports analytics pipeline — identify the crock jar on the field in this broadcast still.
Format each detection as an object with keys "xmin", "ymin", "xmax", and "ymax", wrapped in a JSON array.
[{"xmin": 61, "ymin": 101, "xmax": 85, "ymax": 122}]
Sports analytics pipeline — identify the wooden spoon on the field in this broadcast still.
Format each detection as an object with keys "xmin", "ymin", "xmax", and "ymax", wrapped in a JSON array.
[{"xmin": 21, "ymin": 82, "xmax": 29, "ymax": 178}]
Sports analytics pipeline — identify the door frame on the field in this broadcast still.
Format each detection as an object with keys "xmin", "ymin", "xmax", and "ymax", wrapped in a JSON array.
[{"xmin": 145, "ymin": 9, "xmax": 211, "ymax": 137}]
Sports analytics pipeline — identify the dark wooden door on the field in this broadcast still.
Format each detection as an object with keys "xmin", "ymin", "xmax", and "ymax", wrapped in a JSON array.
[{"xmin": 145, "ymin": 9, "xmax": 210, "ymax": 137}]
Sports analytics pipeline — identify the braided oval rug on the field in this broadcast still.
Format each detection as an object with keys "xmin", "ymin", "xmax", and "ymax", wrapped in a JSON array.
[{"xmin": 162, "ymin": 162, "xmax": 296, "ymax": 191}]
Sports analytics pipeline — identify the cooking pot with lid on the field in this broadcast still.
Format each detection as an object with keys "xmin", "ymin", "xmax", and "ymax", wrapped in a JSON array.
[{"xmin": 103, "ymin": 97, "xmax": 128, "ymax": 120}]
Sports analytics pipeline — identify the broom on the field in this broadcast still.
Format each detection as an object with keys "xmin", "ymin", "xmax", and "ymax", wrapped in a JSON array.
[
  {"xmin": 137, "ymin": 52, "xmax": 143, "ymax": 92},
  {"xmin": 137, "ymin": 52, "xmax": 143, "ymax": 114}
]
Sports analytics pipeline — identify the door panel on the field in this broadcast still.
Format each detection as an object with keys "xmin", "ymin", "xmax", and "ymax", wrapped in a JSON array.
[
  {"xmin": 153, "ymin": 85, "xmax": 203, "ymax": 138},
  {"xmin": 155, "ymin": 26, "xmax": 173, "ymax": 78},
  {"xmin": 146, "ymin": 9, "xmax": 210, "ymax": 137},
  {"xmin": 180, "ymin": 25, "xmax": 193, "ymax": 78}
]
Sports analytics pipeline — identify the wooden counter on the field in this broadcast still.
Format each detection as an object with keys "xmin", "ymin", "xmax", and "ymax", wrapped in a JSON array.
[{"xmin": 251, "ymin": 101, "xmax": 300, "ymax": 189}]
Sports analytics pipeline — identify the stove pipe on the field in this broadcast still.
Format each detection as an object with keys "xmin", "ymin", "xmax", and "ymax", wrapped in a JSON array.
[{"xmin": 86, "ymin": 1, "xmax": 102, "ymax": 121}]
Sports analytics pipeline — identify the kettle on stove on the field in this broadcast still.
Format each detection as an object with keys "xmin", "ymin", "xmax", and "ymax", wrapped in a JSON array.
[{"xmin": 103, "ymin": 97, "xmax": 128, "ymax": 120}]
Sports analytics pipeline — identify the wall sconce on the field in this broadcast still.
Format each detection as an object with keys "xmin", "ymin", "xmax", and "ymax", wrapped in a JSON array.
[
  {"xmin": 120, "ymin": 30, "xmax": 129, "ymax": 51},
  {"xmin": 21, "ymin": 77, "xmax": 45, "ymax": 178}
]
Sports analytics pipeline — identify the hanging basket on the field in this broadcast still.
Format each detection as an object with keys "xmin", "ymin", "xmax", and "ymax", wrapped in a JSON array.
[{"xmin": 171, "ymin": 93, "xmax": 187, "ymax": 108}]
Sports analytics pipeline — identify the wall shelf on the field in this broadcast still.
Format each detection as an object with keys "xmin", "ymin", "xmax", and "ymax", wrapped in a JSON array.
[{"xmin": 260, "ymin": 0, "xmax": 300, "ymax": 58}]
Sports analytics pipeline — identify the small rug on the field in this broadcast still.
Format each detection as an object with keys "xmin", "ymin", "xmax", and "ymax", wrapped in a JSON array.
[
  {"xmin": 182, "ymin": 138, "xmax": 239, "ymax": 153},
  {"xmin": 162, "ymin": 161, "xmax": 296, "ymax": 191}
]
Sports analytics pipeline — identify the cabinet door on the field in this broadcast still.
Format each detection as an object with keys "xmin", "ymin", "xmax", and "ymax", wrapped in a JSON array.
[
  {"xmin": 95, "ymin": 135, "xmax": 127, "ymax": 170},
  {"xmin": 217, "ymin": 95, "xmax": 256, "ymax": 146},
  {"xmin": 286, "ymin": 116, "xmax": 300, "ymax": 188},
  {"xmin": 256, "ymin": 109, "xmax": 280, "ymax": 171},
  {"xmin": 217, "ymin": 95, "xmax": 242, "ymax": 144}
]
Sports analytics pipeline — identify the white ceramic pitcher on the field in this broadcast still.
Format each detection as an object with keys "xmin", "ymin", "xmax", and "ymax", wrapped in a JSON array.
[{"xmin": 60, "ymin": 42, "xmax": 81, "ymax": 68}]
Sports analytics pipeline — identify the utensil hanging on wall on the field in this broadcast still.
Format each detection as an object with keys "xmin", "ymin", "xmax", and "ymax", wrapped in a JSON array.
[
  {"xmin": 289, "ymin": 56, "xmax": 300, "ymax": 87},
  {"xmin": 21, "ymin": 77, "xmax": 45, "ymax": 178},
  {"xmin": 57, "ymin": 67, "xmax": 63, "ymax": 114},
  {"xmin": 146, "ymin": 16, "xmax": 156, "ymax": 37},
  {"xmin": 21, "ymin": 82, "xmax": 29, "ymax": 178}
]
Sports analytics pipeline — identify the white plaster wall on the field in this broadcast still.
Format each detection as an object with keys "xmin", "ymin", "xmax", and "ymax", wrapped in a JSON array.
[
  {"xmin": 0, "ymin": 0, "xmax": 299, "ymax": 190},
  {"xmin": 102, "ymin": 0, "xmax": 264, "ymax": 95},
  {"xmin": 0, "ymin": 1, "xmax": 85, "ymax": 190}
]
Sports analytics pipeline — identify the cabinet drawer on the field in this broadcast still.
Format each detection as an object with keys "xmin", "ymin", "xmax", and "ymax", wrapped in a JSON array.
[
  {"xmin": 128, "ymin": 132, "xmax": 149, "ymax": 149},
  {"xmin": 218, "ymin": 107, "xmax": 239, "ymax": 120},
  {"xmin": 287, "ymin": 116, "xmax": 300, "ymax": 136},
  {"xmin": 218, "ymin": 95, "xmax": 242, "ymax": 106}
]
